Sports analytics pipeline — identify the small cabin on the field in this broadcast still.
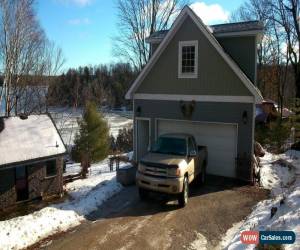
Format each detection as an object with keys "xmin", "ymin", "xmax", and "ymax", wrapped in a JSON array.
[{"xmin": 0, "ymin": 114, "xmax": 66, "ymax": 211}]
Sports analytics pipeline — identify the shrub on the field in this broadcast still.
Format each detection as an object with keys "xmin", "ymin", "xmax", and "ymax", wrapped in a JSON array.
[
  {"xmin": 110, "ymin": 128, "xmax": 133, "ymax": 154},
  {"xmin": 255, "ymin": 118, "xmax": 291, "ymax": 153}
]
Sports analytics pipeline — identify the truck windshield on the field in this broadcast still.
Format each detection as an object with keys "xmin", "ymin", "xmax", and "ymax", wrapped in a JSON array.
[{"xmin": 151, "ymin": 137, "xmax": 187, "ymax": 156}]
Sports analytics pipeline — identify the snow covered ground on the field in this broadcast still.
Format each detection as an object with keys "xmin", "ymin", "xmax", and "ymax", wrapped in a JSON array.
[
  {"xmin": 0, "ymin": 158, "xmax": 129, "ymax": 250},
  {"xmin": 0, "ymin": 108, "xmax": 132, "ymax": 250},
  {"xmin": 221, "ymin": 150, "xmax": 300, "ymax": 250}
]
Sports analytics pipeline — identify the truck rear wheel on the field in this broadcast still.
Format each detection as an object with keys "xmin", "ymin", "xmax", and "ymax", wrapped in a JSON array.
[
  {"xmin": 178, "ymin": 176, "xmax": 188, "ymax": 207},
  {"xmin": 139, "ymin": 188, "xmax": 148, "ymax": 201},
  {"xmin": 200, "ymin": 167, "xmax": 206, "ymax": 185}
]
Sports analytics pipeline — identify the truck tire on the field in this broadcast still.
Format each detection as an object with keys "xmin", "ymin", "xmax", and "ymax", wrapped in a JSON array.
[
  {"xmin": 178, "ymin": 176, "xmax": 189, "ymax": 207},
  {"xmin": 139, "ymin": 188, "xmax": 148, "ymax": 201}
]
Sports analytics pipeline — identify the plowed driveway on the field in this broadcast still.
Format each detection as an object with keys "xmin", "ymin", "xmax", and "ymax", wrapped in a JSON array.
[{"xmin": 41, "ymin": 176, "xmax": 268, "ymax": 250}]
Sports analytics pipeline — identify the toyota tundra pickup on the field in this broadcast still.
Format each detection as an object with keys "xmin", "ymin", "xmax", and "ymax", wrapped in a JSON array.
[{"xmin": 136, "ymin": 133, "xmax": 207, "ymax": 207}]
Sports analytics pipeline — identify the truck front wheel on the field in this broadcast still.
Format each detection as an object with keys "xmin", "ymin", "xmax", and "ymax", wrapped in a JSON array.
[{"xmin": 178, "ymin": 176, "xmax": 189, "ymax": 207}]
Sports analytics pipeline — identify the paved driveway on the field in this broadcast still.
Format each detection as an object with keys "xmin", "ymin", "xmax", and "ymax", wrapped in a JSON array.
[{"xmin": 39, "ymin": 176, "xmax": 268, "ymax": 250}]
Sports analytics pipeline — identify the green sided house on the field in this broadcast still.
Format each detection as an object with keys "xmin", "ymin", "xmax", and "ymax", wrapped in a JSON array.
[{"xmin": 126, "ymin": 6, "xmax": 264, "ymax": 182}]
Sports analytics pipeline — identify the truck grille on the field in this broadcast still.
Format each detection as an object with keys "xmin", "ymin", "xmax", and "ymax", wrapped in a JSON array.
[
  {"xmin": 141, "ymin": 161, "xmax": 173, "ymax": 178},
  {"xmin": 144, "ymin": 167, "xmax": 167, "ymax": 178}
]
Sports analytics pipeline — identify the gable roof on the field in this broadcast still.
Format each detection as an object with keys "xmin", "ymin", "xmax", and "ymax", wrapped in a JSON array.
[
  {"xmin": 146, "ymin": 20, "xmax": 264, "ymax": 42},
  {"xmin": 0, "ymin": 114, "xmax": 66, "ymax": 167},
  {"xmin": 125, "ymin": 6, "xmax": 263, "ymax": 103}
]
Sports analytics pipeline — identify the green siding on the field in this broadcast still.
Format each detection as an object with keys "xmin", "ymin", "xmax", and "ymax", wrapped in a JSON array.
[
  {"xmin": 217, "ymin": 36, "xmax": 256, "ymax": 84},
  {"xmin": 137, "ymin": 16, "xmax": 252, "ymax": 96},
  {"xmin": 134, "ymin": 99, "xmax": 254, "ymax": 180}
]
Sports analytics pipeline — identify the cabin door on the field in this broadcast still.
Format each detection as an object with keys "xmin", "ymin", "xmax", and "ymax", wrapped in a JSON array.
[{"xmin": 15, "ymin": 166, "xmax": 29, "ymax": 201}]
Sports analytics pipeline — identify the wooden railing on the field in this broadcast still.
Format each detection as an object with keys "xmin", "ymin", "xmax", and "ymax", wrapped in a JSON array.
[{"xmin": 109, "ymin": 155, "xmax": 136, "ymax": 171}]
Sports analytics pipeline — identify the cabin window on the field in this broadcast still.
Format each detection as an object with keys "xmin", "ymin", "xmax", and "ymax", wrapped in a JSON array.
[
  {"xmin": 178, "ymin": 40, "xmax": 198, "ymax": 78},
  {"xmin": 46, "ymin": 160, "xmax": 57, "ymax": 177}
]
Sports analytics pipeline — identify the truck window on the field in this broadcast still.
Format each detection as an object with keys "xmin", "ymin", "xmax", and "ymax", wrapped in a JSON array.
[{"xmin": 151, "ymin": 137, "xmax": 187, "ymax": 156}]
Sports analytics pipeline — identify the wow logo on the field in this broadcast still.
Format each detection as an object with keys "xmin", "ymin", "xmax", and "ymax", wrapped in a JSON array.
[{"xmin": 241, "ymin": 231, "xmax": 296, "ymax": 245}]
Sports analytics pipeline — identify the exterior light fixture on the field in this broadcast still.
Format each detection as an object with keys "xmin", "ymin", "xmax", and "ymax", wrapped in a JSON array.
[
  {"xmin": 242, "ymin": 111, "xmax": 248, "ymax": 124},
  {"xmin": 136, "ymin": 106, "xmax": 141, "ymax": 117}
]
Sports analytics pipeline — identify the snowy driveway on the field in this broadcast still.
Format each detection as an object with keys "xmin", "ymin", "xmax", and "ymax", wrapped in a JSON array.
[{"xmin": 39, "ymin": 177, "xmax": 268, "ymax": 250}]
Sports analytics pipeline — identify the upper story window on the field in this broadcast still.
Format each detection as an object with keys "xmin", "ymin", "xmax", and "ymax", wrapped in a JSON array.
[{"xmin": 178, "ymin": 40, "xmax": 198, "ymax": 78}]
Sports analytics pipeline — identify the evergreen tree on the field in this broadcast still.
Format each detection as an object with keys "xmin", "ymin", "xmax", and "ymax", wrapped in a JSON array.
[{"xmin": 72, "ymin": 102, "xmax": 109, "ymax": 178}]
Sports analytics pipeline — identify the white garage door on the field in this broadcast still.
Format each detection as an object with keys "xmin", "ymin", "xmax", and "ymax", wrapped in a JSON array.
[{"xmin": 157, "ymin": 119, "xmax": 237, "ymax": 178}]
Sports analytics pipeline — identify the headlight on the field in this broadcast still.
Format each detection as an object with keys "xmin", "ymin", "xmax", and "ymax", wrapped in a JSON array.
[{"xmin": 167, "ymin": 167, "xmax": 181, "ymax": 177}]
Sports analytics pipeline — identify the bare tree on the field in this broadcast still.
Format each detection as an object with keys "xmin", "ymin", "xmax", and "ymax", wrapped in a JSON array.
[
  {"xmin": 42, "ymin": 41, "xmax": 66, "ymax": 111},
  {"xmin": 0, "ymin": 1, "xmax": 65, "ymax": 116},
  {"xmin": 114, "ymin": 0, "xmax": 188, "ymax": 70},
  {"xmin": 268, "ymin": 0, "xmax": 300, "ymax": 98}
]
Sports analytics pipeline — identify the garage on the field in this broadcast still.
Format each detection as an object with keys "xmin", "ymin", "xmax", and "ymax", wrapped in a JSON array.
[{"xmin": 157, "ymin": 119, "xmax": 238, "ymax": 178}]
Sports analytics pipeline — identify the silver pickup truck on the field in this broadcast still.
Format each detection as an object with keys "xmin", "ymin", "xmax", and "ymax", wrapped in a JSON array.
[{"xmin": 136, "ymin": 133, "xmax": 208, "ymax": 207}]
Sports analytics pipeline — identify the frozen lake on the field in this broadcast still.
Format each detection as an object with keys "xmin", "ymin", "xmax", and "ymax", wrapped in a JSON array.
[
  {"xmin": 0, "ymin": 87, "xmax": 133, "ymax": 146},
  {"xmin": 49, "ymin": 107, "xmax": 133, "ymax": 147}
]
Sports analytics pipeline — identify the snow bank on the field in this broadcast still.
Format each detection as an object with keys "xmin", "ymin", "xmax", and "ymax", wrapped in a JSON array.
[
  {"xmin": 260, "ymin": 152, "xmax": 296, "ymax": 197},
  {"xmin": 188, "ymin": 232, "xmax": 208, "ymax": 250},
  {"xmin": 0, "ymin": 207, "xmax": 81, "ymax": 250},
  {"xmin": 61, "ymin": 172, "xmax": 122, "ymax": 215},
  {"xmin": 0, "ymin": 163, "xmax": 123, "ymax": 250},
  {"xmin": 223, "ymin": 150, "xmax": 300, "ymax": 250}
]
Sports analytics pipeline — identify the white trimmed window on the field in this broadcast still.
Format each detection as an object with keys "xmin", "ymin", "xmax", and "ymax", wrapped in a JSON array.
[{"xmin": 178, "ymin": 40, "xmax": 198, "ymax": 78}]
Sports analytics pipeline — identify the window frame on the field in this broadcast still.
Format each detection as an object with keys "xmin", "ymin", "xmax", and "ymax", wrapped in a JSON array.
[{"xmin": 178, "ymin": 40, "xmax": 198, "ymax": 79}]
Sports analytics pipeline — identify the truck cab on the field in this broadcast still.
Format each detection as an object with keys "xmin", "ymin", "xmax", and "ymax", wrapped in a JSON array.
[{"xmin": 136, "ymin": 133, "xmax": 207, "ymax": 207}]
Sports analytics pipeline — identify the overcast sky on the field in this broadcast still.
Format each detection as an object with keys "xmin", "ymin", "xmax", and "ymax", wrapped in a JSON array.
[{"xmin": 38, "ymin": 0, "xmax": 245, "ymax": 70}]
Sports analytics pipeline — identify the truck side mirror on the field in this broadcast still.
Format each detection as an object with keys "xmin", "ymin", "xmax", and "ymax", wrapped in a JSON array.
[{"xmin": 189, "ymin": 150, "xmax": 197, "ymax": 157}]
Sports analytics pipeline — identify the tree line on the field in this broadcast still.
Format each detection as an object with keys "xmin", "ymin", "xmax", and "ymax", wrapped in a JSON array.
[{"xmin": 48, "ymin": 63, "xmax": 138, "ymax": 109}]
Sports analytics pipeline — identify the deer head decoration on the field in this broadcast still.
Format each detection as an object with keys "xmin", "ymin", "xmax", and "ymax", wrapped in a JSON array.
[{"xmin": 180, "ymin": 100, "xmax": 196, "ymax": 119}]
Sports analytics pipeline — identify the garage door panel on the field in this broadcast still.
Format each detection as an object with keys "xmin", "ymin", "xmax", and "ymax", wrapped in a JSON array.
[{"xmin": 157, "ymin": 120, "xmax": 237, "ymax": 178}]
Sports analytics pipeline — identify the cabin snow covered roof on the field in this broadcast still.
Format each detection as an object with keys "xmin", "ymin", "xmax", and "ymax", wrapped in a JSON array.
[
  {"xmin": 146, "ymin": 20, "xmax": 264, "ymax": 43},
  {"xmin": 0, "ymin": 114, "xmax": 66, "ymax": 167}
]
